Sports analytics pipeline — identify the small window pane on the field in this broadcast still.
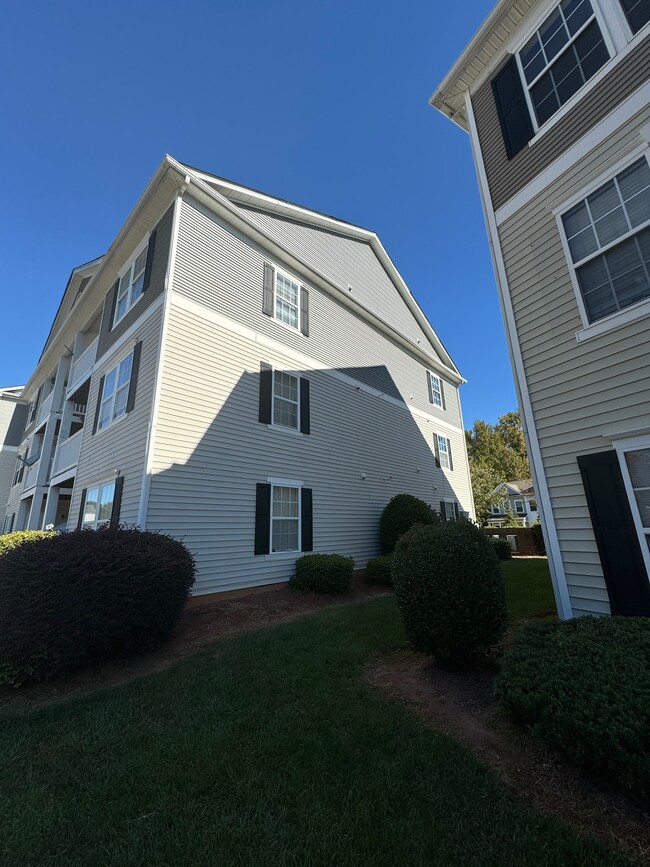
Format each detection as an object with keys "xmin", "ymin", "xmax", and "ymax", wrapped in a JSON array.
[
  {"xmin": 626, "ymin": 448, "xmax": 650, "ymax": 489},
  {"xmin": 579, "ymin": 275, "xmax": 618, "ymax": 321},
  {"xmin": 562, "ymin": 0, "xmax": 592, "ymax": 35},
  {"xmin": 134, "ymin": 248, "xmax": 147, "ymax": 276},
  {"xmin": 521, "ymin": 35, "xmax": 546, "ymax": 83},
  {"xmin": 113, "ymin": 385, "xmax": 129, "ymax": 420},
  {"xmin": 104, "ymin": 368, "xmax": 117, "ymax": 399},
  {"xmin": 117, "ymin": 353, "xmax": 133, "ymax": 388},
  {"xmin": 567, "ymin": 225, "xmax": 598, "ymax": 262},
  {"xmin": 574, "ymin": 20, "xmax": 609, "ymax": 79},
  {"xmin": 97, "ymin": 483, "xmax": 115, "ymax": 524},
  {"xmin": 587, "ymin": 179, "xmax": 620, "ymax": 220},
  {"xmin": 539, "ymin": 8, "xmax": 568, "ymax": 61},
  {"xmin": 274, "ymin": 372, "xmax": 298, "ymax": 402},
  {"xmin": 84, "ymin": 488, "xmax": 99, "ymax": 526},
  {"xmin": 531, "ymin": 71, "xmax": 560, "ymax": 125},
  {"xmin": 99, "ymin": 399, "xmax": 112, "ymax": 429},
  {"xmin": 593, "ymin": 205, "xmax": 629, "ymax": 248},
  {"xmin": 620, "ymin": 0, "xmax": 650, "ymax": 34}
]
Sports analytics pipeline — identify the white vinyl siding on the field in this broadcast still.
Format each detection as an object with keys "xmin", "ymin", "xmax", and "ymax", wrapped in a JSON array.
[
  {"xmin": 114, "ymin": 247, "xmax": 147, "ymax": 326},
  {"xmin": 497, "ymin": 104, "xmax": 650, "ymax": 616}
]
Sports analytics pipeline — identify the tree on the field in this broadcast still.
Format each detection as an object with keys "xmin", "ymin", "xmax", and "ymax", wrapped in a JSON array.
[{"xmin": 465, "ymin": 410, "xmax": 530, "ymax": 524}]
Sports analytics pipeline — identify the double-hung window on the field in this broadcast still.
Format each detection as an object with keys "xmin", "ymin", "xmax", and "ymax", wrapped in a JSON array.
[
  {"xmin": 427, "ymin": 372, "xmax": 443, "ymax": 408},
  {"xmin": 82, "ymin": 479, "xmax": 116, "ymax": 529},
  {"xmin": 275, "ymin": 271, "xmax": 300, "ymax": 330},
  {"xmin": 98, "ymin": 350, "xmax": 134, "ymax": 431},
  {"xmin": 114, "ymin": 247, "xmax": 147, "ymax": 326},
  {"xmin": 619, "ymin": 0, "xmax": 650, "ymax": 34},
  {"xmin": 271, "ymin": 485, "xmax": 300, "ymax": 553},
  {"xmin": 514, "ymin": 499, "xmax": 526, "ymax": 515},
  {"xmin": 560, "ymin": 155, "xmax": 650, "ymax": 324},
  {"xmin": 437, "ymin": 434, "xmax": 452, "ymax": 470},
  {"xmin": 519, "ymin": 0, "xmax": 609, "ymax": 127},
  {"xmin": 273, "ymin": 371, "xmax": 299, "ymax": 429}
]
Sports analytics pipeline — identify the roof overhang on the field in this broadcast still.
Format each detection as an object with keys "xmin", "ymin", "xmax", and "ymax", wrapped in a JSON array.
[{"xmin": 430, "ymin": 0, "xmax": 536, "ymax": 128}]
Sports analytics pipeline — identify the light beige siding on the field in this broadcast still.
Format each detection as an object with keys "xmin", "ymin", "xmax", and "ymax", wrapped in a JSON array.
[
  {"xmin": 498, "ymin": 105, "xmax": 650, "ymax": 616},
  {"xmin": 68, "ymin": 305, "xmax": 163, "ymax": 528},
  {"xmin": 148, "ymin": 300, "xmax": 472, "ymax": 596}
]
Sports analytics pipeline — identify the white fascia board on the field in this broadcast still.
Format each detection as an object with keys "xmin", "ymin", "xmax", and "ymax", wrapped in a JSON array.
[{"xmin": 167, "ymin": 157, "xmax": 464, "ymax": 384}]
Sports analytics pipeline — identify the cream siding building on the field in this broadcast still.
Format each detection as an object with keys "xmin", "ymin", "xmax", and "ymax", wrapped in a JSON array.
[
  {"xmin": 432, "ymin": 0, "xmax": 650, "ymax": 617},
  {"xmin": 2, "ymin": 158, "xmax": 474, "ymax": 598}
]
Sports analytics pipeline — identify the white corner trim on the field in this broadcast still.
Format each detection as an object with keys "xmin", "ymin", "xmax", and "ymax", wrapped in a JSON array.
[
  {"xmin": 136, "ymin": 194, "xmax": 182, "ymax": 528},
  {"xmin": 465, "ymin": 91, "xmax": 573, "ymax": 620},
  {"xmin": 495, "ymin": 81, "xmax": 650, "ymax": 226}
]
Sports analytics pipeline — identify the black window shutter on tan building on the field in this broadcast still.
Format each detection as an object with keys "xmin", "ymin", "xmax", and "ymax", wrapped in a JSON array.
[
  {"xmin": 426, "ymin": 371, "xmax": 434, "ymax": 404},
  {"xmin": 433, "ymin": 434, "xmax": 441, "ymax": 468},
  {"xmin": 259, "ymin": 363, "xmax": 273, "ymax": 424},
  {"xmin": 301, "ymin": 488, "xmax": 313, "ymax": 552},
  {"xmin": 142, "ymin": 230, "xmax": 157, "ymax": 293},
  {"xmin": 263, "ymin": 264, "xmax": 275, "ymax": 316},
  {"xmin": 77, "ymin": 488, "xmax": 88, "ymax": 530},
  {"xmin": 92, "ymin": 376, "xmax": 105, "ymax": 435},
  {"xmin": 254, "ymin": 483, "xmax": 271, "ymax": 555},
  {"xmin": 300, "ymin": 287, "xmax": 309, "ymax": 336},
  {"xmin": 110, "ymin": 476, "xmax": 124, "ymax": 528},
  {"xmin": 491, "ymin": 56, "xmax": 534, "ymax": 160},
  {"xmin": 125, "ymin": 341, "xmax": 142, "ymax": 414},
  {"xmin": 300, "ymin": 378, "xmax": 310, "ymax": 434},
  {"xmin": 439, "ymin": 501, "xmax": 447, "ymax": 523}
]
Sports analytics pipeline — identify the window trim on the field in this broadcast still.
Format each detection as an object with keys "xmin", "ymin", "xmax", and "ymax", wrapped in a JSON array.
[
  {"xmin": 81, "ymin": 477, "xmax": 116, "ymax": 530},
  {"xmin": 437, "ymin": 434, "xmax": 451, "ymax": 470},
  {"xmin": 555, "ymin": 147, "xmax": 650, "ymax": 333},
  {"xmin": 273, "ymin": 266, "xmax": 302, "ymax": 334},
  {"xmin": 271, "ymin": 368, "xmax": 301, "ymax": 432},
  {"xmin": 96, "ymin": 347, "xmax": 135, "ymax": 433},
  {"xmin": 428, "ymin": 371, "xmax": 443, "ymax": 408},
  {"xmin": 112, "ymin": 243, "xmax": 148, "ymax": 329},
  {"xmin": 442, "ymin": 499, "xmax": 458, "ymax": 521},
  {"xmin": 514, "ymin": 498, "xmax": 526, "ymax": 514},
  {"xmin": 267, "ymin": 478, "xmax": 303, "ymax": 557},
  {"xmin": 613, "ymin": 434, "xmax": 650, "ymax": 582}
]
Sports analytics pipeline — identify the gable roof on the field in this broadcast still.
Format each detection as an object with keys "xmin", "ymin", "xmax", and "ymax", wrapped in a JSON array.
[{"xmin": 492, "ymin": 478, "xmax": 535, "ymax": 497}]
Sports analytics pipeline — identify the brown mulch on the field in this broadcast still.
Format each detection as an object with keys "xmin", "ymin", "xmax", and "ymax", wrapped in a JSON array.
[
  {"xmin": 0, "ymin": 574, "xmax": 387, "ymax": 716},
  {"xmin": 365, "ymin": 651, "xmax": 650, "ymax": 865}
]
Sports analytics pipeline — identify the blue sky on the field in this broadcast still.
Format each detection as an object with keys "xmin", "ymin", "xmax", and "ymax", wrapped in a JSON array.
[{"xmin": 0, "ymin": 0, "xmax": 515, "ymax": 428}]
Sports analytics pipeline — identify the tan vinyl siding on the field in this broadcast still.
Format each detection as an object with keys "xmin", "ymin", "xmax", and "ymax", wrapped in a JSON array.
[
  {"xmin": 68, "ymin": 306, "xmax": 162, "ymax": 528},
  {"xmin": 173, "ymin": 196, "xmax": 462, "ymax": 429},
  {"xmin": 498, "ymin": 106, "xmax": 650, "ymax": 616},
  {"xmin": 148, "ymin": 302, "xmax": 472, "ymax": 596},
  {"xmin": 236, "ymin": 204, "xmax": 437, "ymax": 352},
  {"xmin": 473, "ymin": 34, "xmax": 650, "ymax": 211}
]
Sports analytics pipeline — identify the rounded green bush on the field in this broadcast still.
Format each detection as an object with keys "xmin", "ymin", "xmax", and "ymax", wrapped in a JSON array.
[
  {"xmin": 492, "ymin": 539, "xmax": 512, "ymax": 560},
  {"xmin": 0, "ymin": 530, "xmax": 56, "ymax": 556},
  {"xmin": 0, "ymin": 526, "xmax": 196, "ymax": 687},
  {"xmin": 496, "ymin": 617, "xmax": 650, "ymax": 796},
  {"xmin": 379, "ymin": 494, "xmax": 438, "ymax": 555},
  {"xmin": 291, "ymin": 554, "xmax": 354, "ymax": 593},
  {"xmin": 392, "ymin": 521, "xmax": 507, "ymax": 668},
  {"xmin": 365, "ymin": 555, "xmax": 393, "ymax": 586}
]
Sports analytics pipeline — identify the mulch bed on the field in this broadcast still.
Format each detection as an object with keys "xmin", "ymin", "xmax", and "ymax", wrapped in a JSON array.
[
  {"xmin": 365, "ymin": 650, "xmax": 650, "ymax": 865},
  {"xmin": 0, "ymin": 573, "xmax": 387, "ymax": 715}
]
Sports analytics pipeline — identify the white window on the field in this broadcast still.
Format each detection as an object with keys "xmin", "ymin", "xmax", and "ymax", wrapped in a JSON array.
[
  {"xmin": 518, "ymin": 0, "xmax": 610, "ymax": 127},
  {"xmin": 428, "ymin": 372, "xmax": 443, "ymax": 408},
  {"xmin": 514, "ymin": 499, "xmax": 526, "ymax": 515},
  {"xmin": 97, "ymin": 350, "xmax": 133, "ymax": 431},
  {"xmin": 560, "ymin": 155, "xmax": 650, "ymax": 324},
  {"xmin": 113, "ymin": 247, "xmax": 147, "ymax": 326},
  {"xmin": 275, "ymin": 270, "xmax": 300, "ymax": 330},
  {"xmin": 437, "ymin": 434, "xmax": 451, "ymax": 470},
  {"xmin": 624, "ymin": 447, "xmax": 650, "ymax": 555},
  {"xmin": 272, "ymin": 371, "xmax": 299, "ymax": 429},
  {"xmin": 619, "ymin": 0, "xmax": 650, "ymax": 34},
  {"xmin": 82, "ymin": 479, "xmax": 116, "ymax": 529},
  {"xmin": 491, "ymin": 504, "xmax": 504, "ymax": 515},
  {"xmin": 271, "ymin": 484, "xmax": 300, "ymax": 553}
]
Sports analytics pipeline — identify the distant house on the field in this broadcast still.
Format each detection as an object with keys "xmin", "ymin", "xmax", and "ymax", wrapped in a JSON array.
[
  {"xmin": 488, "ymin": 479, "xmax": 538, "ymax": 527},
  {"xmin": 0, "ymin": 387, "xmax": 27, "ymax": 534},
  {"xmin": 432, "ymin": 0, "xmax": 650, "ymax": 619},
  {"xmin": 2, "ymin": 157, "xmax": 475, "ymax": 600}
]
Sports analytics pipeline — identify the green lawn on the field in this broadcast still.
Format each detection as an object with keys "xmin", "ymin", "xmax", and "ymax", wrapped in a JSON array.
[
  {"xmin": 1, "ymin": 594, "xmax": 625, "ymax": 866},
  {"xmin": 502, "ymin": 557, "xmax": 557, "ymax": 622}
]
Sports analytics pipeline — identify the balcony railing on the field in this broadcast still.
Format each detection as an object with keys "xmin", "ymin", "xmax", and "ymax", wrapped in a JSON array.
[
  {"xmin": 68, "ymin": 337, "xmax": 98, "ymax": 395},
  {"xmin": 35, "ymin": 390, "xmax": 54, "ymax": 426},
  {"xmin": 51, "ymin": 429, "xmax": 83, "ymax": 479},
  {"xmin": 23, "ymin": 459, "xmax": 40, "ymax": 491}
]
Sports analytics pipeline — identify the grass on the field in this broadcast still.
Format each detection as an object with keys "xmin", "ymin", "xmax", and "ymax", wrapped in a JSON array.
[
  {"xmin": 502, "ymin": 557, "xmax": 557, "ymax": 622},
  {"xmin": 0, "ymin": 595, "xmax": 627, "ymax": 866}
]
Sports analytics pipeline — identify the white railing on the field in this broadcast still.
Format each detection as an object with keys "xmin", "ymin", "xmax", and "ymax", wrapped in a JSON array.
[
  {"xmin": 35, "ymin": 390, "xmax": 54, "ymax": 426},
  {"xmin": 23, "ymin": 459, "xmax": 40, "ymax": 490},
  {"xmin": 52, "ymin": 429, "xmax": 83, "ymax": 478},
  {"xmin": 68, "ymin": 337, "xmax": 98, "ymax": 393}
]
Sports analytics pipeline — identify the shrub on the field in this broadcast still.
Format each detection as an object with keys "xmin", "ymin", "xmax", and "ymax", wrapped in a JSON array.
[
  {"xmin": 365, "ymin": 555, "xmax": 393, "ymax": 586},
  {"xmin": 492, "ymin": 539, "xmax": 512, "ymax": 560},
  {"xmin": 379, "ymin": 494, "xmax": 438, "ymax": 555},
  {"xmin": 392, "ymin": 521, "xmax": 508, "ymax": 668},
  {"xmin": 0, "ymin": 526, "xmax": 196, "ymax": 687},
  {"xmin": 0, "ymin": 530, "xmax": 55, "ymax": 556},
  {"xmin": 496, "ymin": 617, "xmax": 650, "ymax": 796},
  {"xmin": 291, "ymin": 554, "xmax": 354, "ymax": 594}
]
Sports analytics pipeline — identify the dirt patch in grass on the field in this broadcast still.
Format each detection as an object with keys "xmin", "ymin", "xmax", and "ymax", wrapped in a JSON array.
[
  {"xmin": 365, "ymin": 651, "xmax": 650, "ymax": 865},
  {"xmin": 0, "ymin": 573, "xmax": 387, "ymax": 715}
]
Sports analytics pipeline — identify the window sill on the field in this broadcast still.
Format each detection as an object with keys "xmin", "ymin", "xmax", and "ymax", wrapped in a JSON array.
[
  {"xmin": 267, "ymin": 424, "xmax": 303, "ymax": 437},
  {"xmin": 264, "ymin": 550, "xmax": 301, "ymax": 561},
  {"xmin": 575, "ymin": 297, "xmax": 650, "ymax": 343}
]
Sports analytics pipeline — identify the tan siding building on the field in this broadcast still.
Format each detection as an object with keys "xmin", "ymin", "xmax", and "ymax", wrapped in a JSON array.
[{"xmin": 433, "ymin": 0, "xmax": 650, "ymax": 617}]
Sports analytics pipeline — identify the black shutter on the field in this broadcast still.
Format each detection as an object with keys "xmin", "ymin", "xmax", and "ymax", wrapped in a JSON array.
[
  {"xmin": 491, "ymin": 56, "xmax": 535, "ymax": 160},
  {"xmin": 126, "ymin": 341, "xmax": 142, "ymax": 414},
  {"xmin": 300, "ymin": 287, "xmax": 309, "ymax": 337},
  {"xmin": 107, "ymin": 279, "xmax": 119, "ymax": 330},
  {"xmin": 433, "ymin": 433, "xmax": 441, "ymax": 468},
  {"xmin": 92, "ymin": 376, "xmax": 105, "ymax": 435},
  {"xmin": 440, "ymin": 380, "xmax": 446, "ymax": 411},
  {"xmin": 301, "ymin": 488, "xmax": 313, "ymax": 552},
  {"xmin": 110, "ymin": 476, "xmax": 124, "ymax": 528},
  {"xmin": 426, "ymin": 371, "xmax": 434, "ymax": 404},
  {"xmin": 300, "ymin": 377, "xmax": 310, "ymax": 435},
  {"xmin": 254, "ymin": 483, "xmax": 271, "ymax": 555},
  {"xmin": 263, "ymin": 263, "xmax": 275, "ymax": 316},
  {"xmin": 77, "ymin": 488, "xmax": 87, "ymax": 530},
  {"xmin": 142, "ymin": 230, "xmax": 157, "ymax": 293},
  {"xmin": 578, "ymin": 451, "xmax": 650, "ymax": 616},
  {"xmin": 439, "ymin": 501, "xmax": 447, "ymax": 523},
  {"xmin": 453, "ymin": 502, "xmax": 460, "ymax": 520},
  {"xmin": 259, "ymin": 363, "xmax": 273, "ymax": 424},
  {"xmin": 447, "ymin": 439, "xmax": 454, "ymax": 471}
]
